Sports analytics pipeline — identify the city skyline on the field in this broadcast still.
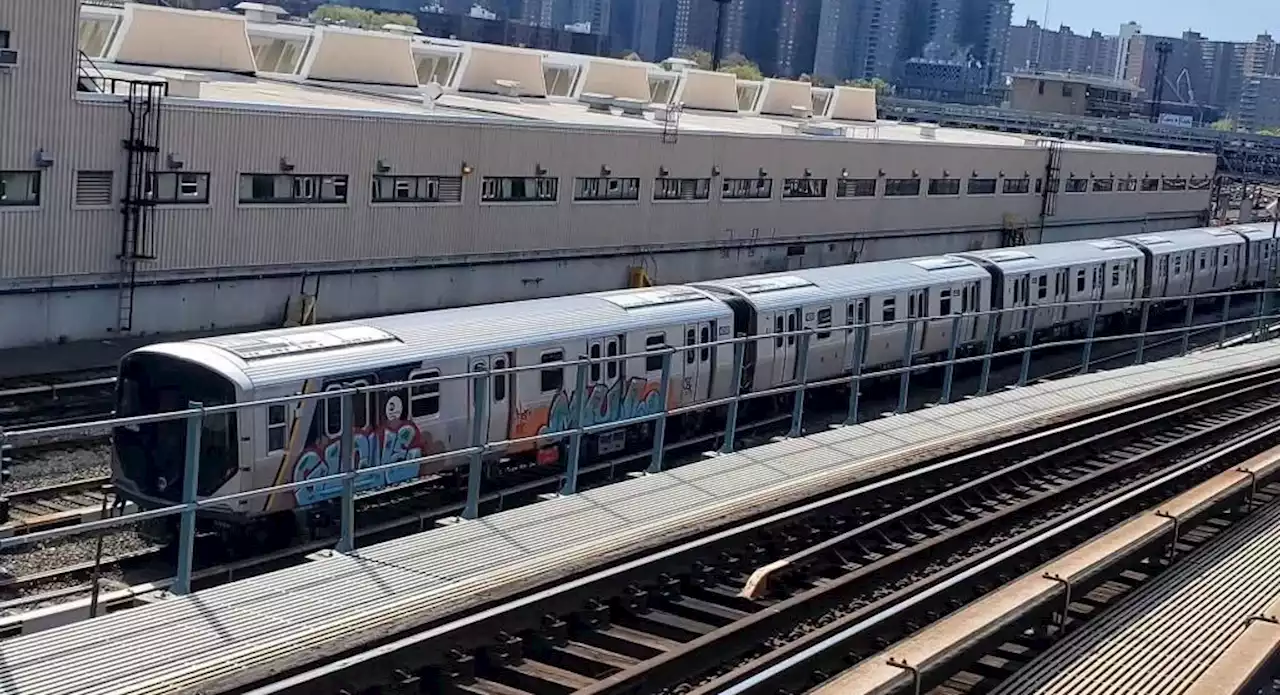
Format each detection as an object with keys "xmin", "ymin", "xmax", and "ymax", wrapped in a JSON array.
[{"xmin": 1011, "ymin": 0, "xmax": 1279, "ymax": 42}]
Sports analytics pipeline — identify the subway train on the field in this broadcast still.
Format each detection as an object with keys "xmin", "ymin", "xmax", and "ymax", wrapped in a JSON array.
[{"xmin": 110, "ymin": 223, "xmax": 1279, "ymax": 536}]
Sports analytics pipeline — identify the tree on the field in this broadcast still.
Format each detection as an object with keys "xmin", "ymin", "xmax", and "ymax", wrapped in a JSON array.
[
  {"xmin": 843, "ymin": 77, "xmax": 891, "ymax": 95},
  {"xmin": 676, "ymin": 48, "xmax": 713, "ymax": 70},
  {"xmin": 718, "ymin": 54, "xmax": 764, "ymax": 81},
  {"xmin": 1210, "ymin": 118, "xmax": 1236, "ymax": 132},
  {"xmin": 309, "ymin": 4, "xmax": 418, "ymax": 29},
  {"xmin": 1259, "ymin": 127, "xmax": 1280, "ymax": 138}
]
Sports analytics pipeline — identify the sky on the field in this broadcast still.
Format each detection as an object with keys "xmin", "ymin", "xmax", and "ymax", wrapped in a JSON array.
[{"xmin": 1010, "ymin": 0, "xmax": 1278, "ymax": 42}]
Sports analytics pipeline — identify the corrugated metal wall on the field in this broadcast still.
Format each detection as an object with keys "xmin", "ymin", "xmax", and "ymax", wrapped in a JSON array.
[{"xmin": 0, "ymin": 0, "xmax": 1216, "ymax": 287}]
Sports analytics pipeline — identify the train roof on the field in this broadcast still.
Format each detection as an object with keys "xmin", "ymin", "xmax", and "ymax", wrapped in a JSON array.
[
  {"xmin": 1218, "ymin": 223, "xmax": 1277, "ymax": 242},
  {"xmin": 1118, "ymin": 227, "xmax": 1246, "ymax": 254},
  {"xmin": 137, "ymin": 286, "xmax": 731, "ymax": 389},
  {"xmin": 691, "ymin": 257, "xmax": 988, "ymax": 310},
  {"xmin": 956, "ymin": 239, "xmax": 1143, "ymax": 273}
]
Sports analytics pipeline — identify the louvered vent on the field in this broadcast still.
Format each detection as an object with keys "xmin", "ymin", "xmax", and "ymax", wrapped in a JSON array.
[
  {"xmin": 437, "ymin": 176, "xmax": 464, "ymax": 203},
  {"xmin": 75, "ymin": 170, "xmax": 114, "ymax": 207}
]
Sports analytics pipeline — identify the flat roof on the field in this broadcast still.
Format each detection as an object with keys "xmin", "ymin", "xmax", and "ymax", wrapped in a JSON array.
[{"xmin": 73, "ymin": 1, "xmax": 1187, "ymax": 154}]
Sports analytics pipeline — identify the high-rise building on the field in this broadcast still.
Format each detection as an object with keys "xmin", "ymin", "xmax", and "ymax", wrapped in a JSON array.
[
  {"xmin": 767, "ymin": 0, "xmax": 822, "ymax": 77},
  {"xmin": 813, "ymin": 0, "xmax": 906, "ymax": 81},
  {"xmin": 1115, "ymin": 21, "xmax": 1140, "ymax": 80},
  {"xmin": 898, "ymin": 0, "xmax": 1009, "ymax": 100},
  {"xmin": 1006, "ymin": 20, "xmax": 1118, "ymax": 76}
]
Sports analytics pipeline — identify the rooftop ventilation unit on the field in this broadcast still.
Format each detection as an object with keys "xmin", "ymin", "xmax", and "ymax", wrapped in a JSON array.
[
  {"xmin": 919, "ymin": 123, "xmax": 939, "ymax": 140},
  {"xmin": 233, "ymin": 2, "xmax": 286, "ymax": 23},
  {"xmin": 613, "ymin": 97, "xmax": 649, "ymax": 117},
  {"xmin": 493, "ymin": 78, "xmax": 521, "ymax": 98},
  {"xmin": 790, "ymin": 104, "xmax": 812, "ymax": 119},
  {"xmin": 798, "ymin": 121, "xmax": 845, "ymax": 137},
  {"xmin": 580, "ymin": 91, "xmax": 615, "ymax": 113},
  {"xmin": 165, "ymin": 71, "xmax": 206, "ymax": 98}
]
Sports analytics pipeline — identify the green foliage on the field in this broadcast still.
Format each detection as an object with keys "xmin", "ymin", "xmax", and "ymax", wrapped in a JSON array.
[
  {"xmin": 1209, "ymin": 118, "xmax": 1236, "ymax": 132},
  {"xmin": 718, "ymin": 53, "xmax": 763, "ymax": 81},
  {"xmin": 842, "ymin": 77, "xmax": 891, "ymax": 94},
  {"xmin": 309, "ymin": 4, "xmax": 418, "ymax": 29},
  {"xmin": 677, "ymin": 48, "xmax": 713, "ymax": 70}
]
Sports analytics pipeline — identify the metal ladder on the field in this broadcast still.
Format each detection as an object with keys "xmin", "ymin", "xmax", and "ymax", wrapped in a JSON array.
[{"xmin": 116, "ymin": 80, "xmax": 166, "ymax": 334}]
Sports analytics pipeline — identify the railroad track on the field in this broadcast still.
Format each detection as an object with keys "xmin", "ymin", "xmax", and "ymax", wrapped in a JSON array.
[
  {"xmin": 0, "ymin": 373, "xmax": 117, "ymax": 431},
  {"xmin": 237, "ymin": 366, "xmax": 1280, "ymax": 695},
  {"xmin": 0, "ymin": 477, "xmax": 123, "ymax": 539}
]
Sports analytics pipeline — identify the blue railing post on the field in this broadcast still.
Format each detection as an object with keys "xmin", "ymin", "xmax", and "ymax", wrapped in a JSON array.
[
  {"xmin": 173, "ymin": 401, "xmax": 203, "ymax": 596},
  {"xmin": 462, "ymin": 367, "xmax": 489, "ymax": 520},
  {"xmin": 895, "ymin": 320, "xmax": 916, "ymax": 415},
  {"xmin": 1079, "ymin": 299, "xmax": 1100, "ymax": 375},
  {"xmin": 561, "ymin": 356, "xmax": 589, "ymax": 495},
  {"xmin": 978, "ymin": 309, "xmax": 998, "ymax": 396},
  {"xmin": 844, "ymin": 323, "xmax": 866, "ymax": 426},
  {"xmin": 788, "ymin": 332, "xmax": 812, "ymax": 438},
  {"xmin": 1018, "ymin": 307, "xmax": 1036, "ymax": 387},
  {"xmin": 1218, "ymin": 292, "xmax": 1232, "ymax": 348},
  {"xmin": 647, "ymin": 349, "xmax": 673, "ymax": 474},
  {"xmin": 1180, "ymin": 296, "xmax": 1195, "ymax": 356},
  {"xmin": 1252, "ymin": 288, "xmax": 1266, "ymax": 343},
  {"xmin": 940, "ymin": 314, "xmax": 961, "ymax": 405},
  {"xmin": 335, "ymin": 391, "xmax": 355, "ymax": 553},
  {"xmin": 1134, "ymin": 298, "xmax": 1151, "ymax": 365},
  {"xmin": 721, "ymin": 337, "xmax": 745, "ymax": 454}
]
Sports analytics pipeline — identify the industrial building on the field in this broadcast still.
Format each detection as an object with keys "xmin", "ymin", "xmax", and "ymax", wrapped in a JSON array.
[{"xmin": 0, "ymin": 0, "xmax": 1215, "ymax": 352}]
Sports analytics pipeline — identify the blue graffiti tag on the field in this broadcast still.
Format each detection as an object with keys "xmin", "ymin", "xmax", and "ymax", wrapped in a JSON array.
[
  {"xmin": 539, "ymin": 377, "xmax": 664, "ymax": 436},
  {"xmin": 292, "ymin": 423, "xmax": 424, "ymax": 507}
]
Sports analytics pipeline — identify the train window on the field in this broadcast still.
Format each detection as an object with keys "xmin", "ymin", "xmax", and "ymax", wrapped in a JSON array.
[
  {"xmin": 939, "ymin": 290, "xmax": 952, "ymax": 316},
  {"xmin": 786, "ymin": 312, "xmax": 797, "ymax": 346},
  {"xmin": 323, "ymin": 385, "xmax": 343, "ymax": 437},
  {"xmin": 645, "ymin": 334, "xmax": 666, "ymax": 372},
  {"xmin": 1199, "ymin": 253, "xmax": 1206, "ymax": 270},
  {"xmin": 1076, "ymin": 269, "xmax": 1085, "ymax": 293},
  {"xmin": 492, "ymin": 357, "xmax": 508, "ymax": 402},
  {"xmin": 816, "ymin": 308, "xmax": 833, "ymax": 339},
  {"xmin": 409, "ymin": 369, "xmax": 440, "ymax": 417},
  {"xmin": 1037, "ymin": 275, "xmax": 1047, "ymax": 300},
  {"xmin": 1173, "ymin": 256, "xmax": 1182, "ymax": 275},
  {"xmin": 882, "ymin": 298, "xmax": 896, "ymax": 324},
  {"xmin": 350, "ymin": 381, "xmax": 370, "ymax": 429},
  {"xmin": 589, "ymin": 343, "xmax": 602, "ymax": 382},
  {"xmin": 1111, "ymin": 266, "xmax": 1120, "ymax": 287},
  {"xmin": 606, "ymin": 340, "xmax": 620, "ymax": 380},
  {"xmin": 540, "ymin": 351, "xmax": 564, "ymax": 392},
  {"xmin": 267, "ymin": 405, "xmax": 288, "ymax": 453},
  {"xmin": 700, "ymin": 326, "xmax": 712, "ymax": 361},
  {"xmin": 1222, "ymin": 251, "xmax": 1230, "ymax": 267},
  {"xmin": 908, "ymin": 293, "xmax": 918, "ymax": 319},
  {"xmin": 686, "ymin": 329, "xmax": 697, "ymax": 365}
]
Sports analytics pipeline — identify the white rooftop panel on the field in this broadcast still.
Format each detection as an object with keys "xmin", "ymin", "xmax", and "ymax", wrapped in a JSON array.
[
  {"xmin": 302, "ymin": 27, "xmax": 418, "ymax": 87},
  {"xmin": 210, "ymin": 326, "xmax": 400, "ymax": 360},
  {"xmin": 984, "ymin": 250, "xmax": 1037, "ymax": 263},
  {"xmin": 599, "ymin": 287, "xmax": 708, "ymax": 309},
  {"xmin": 109, "ymin": 4, "xmax": 256, "ymax": 73},
  {"xmin": 910, "ymin": 257, "xmax": 972, "ymax": 271},
  {"xmin": 734, "ymin": 276, "xmax": 818, "ymax": 293},
  {"xmin": 1088, "ymin": 239, "xmax": 1132, "ymax": 250}
]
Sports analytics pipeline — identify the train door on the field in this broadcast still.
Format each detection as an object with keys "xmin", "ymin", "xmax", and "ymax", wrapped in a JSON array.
[
  {"xmin": 1007, "ymin": 273, "xmax": 1028, "ymax": 333},
  {"xmin": 683, "ymin": 322, "xmax": 714, "ymax": 401},
  {"xmin": 469, "ymin": 352, "xmax": 512, "ymax": 448},
  {"xmin": 1156, "ymin": 255, "xmax": 1169, "ymax": 298},
  {"xmin": 844, "ymin": 298, "xmax": 868, "ymax": 371},
  {"xmin": 770, "ymin": 308, "xmax": 801, "ymax": 383},
  {"xmin": 906, "ymin": 289, "xmax": 927, "ymax": 353},
  {"xmin": 1053, "ymin": 269, "xmax": 1068, "ymax": 324}
]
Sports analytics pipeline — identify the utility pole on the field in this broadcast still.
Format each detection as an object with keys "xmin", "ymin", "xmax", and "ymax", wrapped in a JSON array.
[{"xmin": 710, "ymin": 0, "xmax": 732, "ymax": 71}]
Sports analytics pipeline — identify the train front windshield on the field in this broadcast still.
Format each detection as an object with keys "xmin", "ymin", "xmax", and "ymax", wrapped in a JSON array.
[{"xmin": 112, "ymin": 352, "xmax": 239, "ymax": 505}]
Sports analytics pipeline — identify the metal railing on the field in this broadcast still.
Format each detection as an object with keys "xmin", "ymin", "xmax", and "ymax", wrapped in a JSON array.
[{"xmin": 2, "ymin": 287, "xmax": 1279, "ymax": 595}]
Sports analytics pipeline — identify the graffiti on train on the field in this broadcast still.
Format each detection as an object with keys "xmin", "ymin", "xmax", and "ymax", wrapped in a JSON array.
[
  {"xmin": 515, "ymin": 378, "xmax": 666, "ymax": 440},
  {"xmin": 291, "ymin": 407, "xmax": 444, "ymax": 506}
]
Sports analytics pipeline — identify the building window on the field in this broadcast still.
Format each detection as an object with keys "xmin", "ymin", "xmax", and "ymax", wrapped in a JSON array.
[
  {"xmin": 1188, "ymin": 176, "xmax": 1212, "ymax": 190},
  {"xmin": 1141, "ymin": 177, "xmax": 1160, "ymax": 192},
  {"xmin": 480, "ymin": 176, "xmax": 558, "ymax": 203},
  {"xmin": 239, "ymin": 173, "xmax": 347, "ymax": 204},
  {"xmin": 836, "ymin": 178, "xmax": 877, "ymax": 198},
  {"xmin": 1092, "ymin": 177, "xmax": 1114, "ymax": 192},
  {"xmin": 885, "ymin": 178, "xmax": 921, "ymax": 197},
  {"xmin": 782, "ymin": 178, "xmax": 827, "ymax": 199},
  {"xmin": 74, "ymin": 170, "xmax": 114, "ymax": 207},
  {"xmin": 654, "ymin": 177, "xmax": 711, "ymax": 201},
  {"xmin": 1037, "ymin": 80, "xmax": 1045, "ymax": 95},
  {"xmin": 722, "ymin": 177, "xmax": 772, "ymax": 199},
  {"xmin": 0, "ymin": 171, "xmax": 40, "ymax": 207},
  {"xmin": 1117, "ymin": 177, "xmax": 1138, "ymax": 192},
  {"xmin": 1062, "ymin": 83, "xmax": 1073, "ymax": 97},
  {"xmin": 1162, "ymin": 177, "xmax": 1187, "ymax": 191},
  {"xmin": 1064, "ymin": 177, "xmax": 1089, "ymax": 193},
  {"xmin": 928, "ymin": 178, "xmax": 961, "ymax": 196},
  {"xmin": 1003, "ymin": 177, "xmax": 1030, "ymax": 194},
  {"xmin": 967, "ymin": 178, "xmax": 997, "ymax": 195},
  {"xmin": 575, "ymin": 176, "xmax": 640, "ymax": 201},
  {"xmin": 371, "ymin": 175, "xmax": 463, "ymax": 203},
  {"xmin": 147, "ymin": 172, "xmax": 210, "ymax": 204}
]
